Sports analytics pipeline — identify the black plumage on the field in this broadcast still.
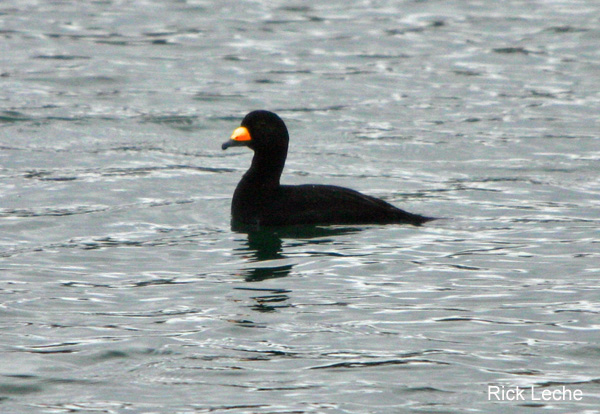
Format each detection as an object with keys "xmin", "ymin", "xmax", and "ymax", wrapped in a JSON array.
[{"xmin": 222, "ymin": 110, "xmax": 433, "ymax": 227}]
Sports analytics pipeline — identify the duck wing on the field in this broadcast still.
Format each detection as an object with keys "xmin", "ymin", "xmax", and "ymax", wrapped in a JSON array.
[{"xmin": 264, "ymin": 184, "xmax": 432, "ymax": 226}]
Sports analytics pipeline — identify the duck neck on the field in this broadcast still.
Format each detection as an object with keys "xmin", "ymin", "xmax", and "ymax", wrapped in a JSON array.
[{"xmin": 243, "ymin": 149, "xmax": 286, "ymax": 188}]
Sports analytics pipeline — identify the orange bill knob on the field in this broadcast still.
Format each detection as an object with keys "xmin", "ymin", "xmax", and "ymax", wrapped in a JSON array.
[{"xmin": 222, "ymin": 126, "xmax": 252, "ymax": 150}]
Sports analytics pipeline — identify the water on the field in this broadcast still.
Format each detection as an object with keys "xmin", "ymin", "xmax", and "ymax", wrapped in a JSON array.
[{"xmin": 1, "ymin": 1, "xmax": 599, "ymax": 413}]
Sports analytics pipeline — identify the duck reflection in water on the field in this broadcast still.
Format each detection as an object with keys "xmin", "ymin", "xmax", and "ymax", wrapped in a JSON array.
[{"xmin": 233, "ymin": 225, "xmax": 361, "ymax": 282}]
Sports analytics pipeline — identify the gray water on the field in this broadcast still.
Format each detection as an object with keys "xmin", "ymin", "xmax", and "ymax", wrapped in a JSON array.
[{"xmin": 1, "ymin": 1, "xmax": 599, "ymax": 413}]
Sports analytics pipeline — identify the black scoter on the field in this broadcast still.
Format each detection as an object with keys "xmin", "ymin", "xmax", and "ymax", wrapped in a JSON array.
[{"xmin": 222, "ymin": 110, "xmax": 433, "ymax": 227}]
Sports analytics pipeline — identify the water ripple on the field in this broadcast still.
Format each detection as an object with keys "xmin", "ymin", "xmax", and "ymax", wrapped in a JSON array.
[{"xmin": 2, "ymin": 0, "xmax": 599, "ymax": 412}]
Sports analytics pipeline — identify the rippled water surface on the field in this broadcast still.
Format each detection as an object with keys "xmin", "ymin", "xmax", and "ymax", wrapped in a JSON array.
[{"xmin": 1, "ymin": 1, "xmax": 599, "ymax": 413}]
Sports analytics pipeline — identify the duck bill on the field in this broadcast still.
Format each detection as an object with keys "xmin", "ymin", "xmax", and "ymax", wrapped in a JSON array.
[{"xmin": 222, "ymin": 126, "xmax": 251, "ymax": 150}]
